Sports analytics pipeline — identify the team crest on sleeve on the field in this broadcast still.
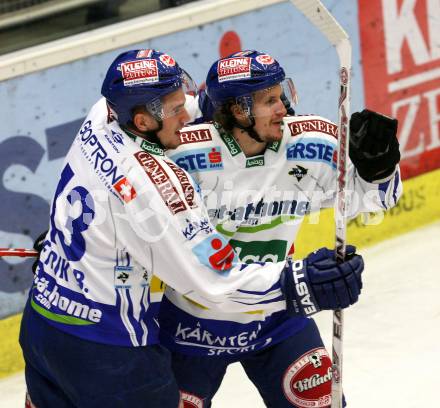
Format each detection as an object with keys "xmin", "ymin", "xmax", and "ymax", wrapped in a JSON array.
[{"xmin": 282, "ymin": 347, "xmax": 332, "ymax": 407}]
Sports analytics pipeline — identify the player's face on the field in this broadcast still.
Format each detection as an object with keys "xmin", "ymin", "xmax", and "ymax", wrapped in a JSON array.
[
  {"xmin": 157, "ymin": 89, "xmax": 190, "ymax": 149},
  {"xmin": 251, "ymin": 85, "xmax": 287, "ymax": 142}
]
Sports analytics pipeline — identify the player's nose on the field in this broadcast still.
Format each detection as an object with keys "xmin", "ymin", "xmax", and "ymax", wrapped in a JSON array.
[
  {"xmin": 275, "ymin": 99, "xmax": 287, "ymax": 117},
  {"xmin": 181, "ymin": 108, "xmax": 191, "ymax": 125}
]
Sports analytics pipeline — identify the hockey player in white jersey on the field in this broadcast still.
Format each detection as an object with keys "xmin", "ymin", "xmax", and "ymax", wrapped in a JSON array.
[
  {"xmin": 19, "ymin": 49, "xmax": 365, "ymax": 408},
  {"xmin": 158, "ymin": 51, "xmax": 402, "ymax": 407}
]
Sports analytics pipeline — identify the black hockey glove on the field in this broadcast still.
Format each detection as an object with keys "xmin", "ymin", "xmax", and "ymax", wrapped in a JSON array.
[
  {"xmin": 282, "ymin": 245, "xmax": 363, "ymax": 317},
  {"xmin": 32, "ymin": 230, "xmax": 47, "ymax": 275},
  {"xmin": 349, "ymin": 109, "xmax": 400, "ymax": 182}
]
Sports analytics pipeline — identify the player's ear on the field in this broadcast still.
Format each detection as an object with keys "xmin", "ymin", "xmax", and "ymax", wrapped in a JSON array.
[{"xmin": 133, "ymin": 110, "xmax": 156, "ymax": 132}]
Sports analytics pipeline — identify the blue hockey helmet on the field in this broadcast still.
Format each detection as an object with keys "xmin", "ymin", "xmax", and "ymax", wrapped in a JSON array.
[
  {"xmin": 101, "ymin": 49, "xmax": 196, "ymax": 126},
  {"xmin": 205, "ymin": 50, "xmax": 293, "ymax": 108}
]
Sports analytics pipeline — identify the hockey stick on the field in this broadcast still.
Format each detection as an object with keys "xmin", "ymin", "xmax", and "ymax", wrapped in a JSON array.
[
  {"xmin": 0, "ymin": 248, "xmax": 38, "ymax": 257},
  {"xmin": 289, "ymin": 1, "xmax": 352, "ymax": 407}
]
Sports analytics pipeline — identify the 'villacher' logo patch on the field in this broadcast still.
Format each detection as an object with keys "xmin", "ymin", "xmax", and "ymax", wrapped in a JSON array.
[
  {"xmin": 179, "ymin": 390, "xmax": 204, "ymax": 408},
  {"xmin": 282, "ymin": 347, "xmax": 332, "ymax": 407}
]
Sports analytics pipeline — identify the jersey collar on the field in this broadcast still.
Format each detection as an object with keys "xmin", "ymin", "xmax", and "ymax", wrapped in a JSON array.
[
  {"xmin": 123, "ymin": 128, "xmax": 165, "ymax": 156},
  {"xmin": 214, "ymin": 122, "xmax": 284, "ymax": 168}
]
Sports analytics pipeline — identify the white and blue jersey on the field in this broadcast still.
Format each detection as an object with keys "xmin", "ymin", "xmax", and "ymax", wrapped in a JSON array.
[
  {"xmin": 158, "ymin": 115, "xmax": 402, "ymax": 357},
  {"xmin": 29, "ymin": 98, "xmax": 299, "ymax": 348}
]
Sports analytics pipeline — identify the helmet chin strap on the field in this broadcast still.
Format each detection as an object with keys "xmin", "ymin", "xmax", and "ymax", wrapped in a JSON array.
[
  {"xmin": 233, "ymin": 116, "xmax": 264, "ymax": 143},
  {"xmin": 232, "ymin": 95, "xmax": 265, "ymax": 143},
  {"xmin": 143, "ymin": 104, "xmax": 165, "ymax": 146},
  {"xmin": 144, "ymin": 116, "xmax": 164, "ymax": 144},
  {"xmin": 143, "ymin": 130, "xmax": 163, "ymax": 146},
  {"xmin": 123, "ymin": 115, "xmax": 165, "ymax": 147}
]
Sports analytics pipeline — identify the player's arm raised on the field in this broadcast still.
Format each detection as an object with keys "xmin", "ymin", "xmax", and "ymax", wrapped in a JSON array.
[
  {"xmin": 348, "ymin": 109, "xmax": 402, "ymax": 213},
  {"xmin": 313, "ymin": 111, "xmax": 402, "ymax": 214}
]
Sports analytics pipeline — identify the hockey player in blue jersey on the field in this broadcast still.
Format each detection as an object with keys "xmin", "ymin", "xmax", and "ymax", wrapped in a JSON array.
[
  {"xmin": 19, "ymin": 49, "xmax": 365, "ymax": 408},
  {"xmin": 158, "ymin": 51, "xmax": 402, "ymax": 407}
]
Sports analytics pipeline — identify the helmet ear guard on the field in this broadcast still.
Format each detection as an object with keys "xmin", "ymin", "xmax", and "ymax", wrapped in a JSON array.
[{"xmin": 235, "ymin": 95, "xmax": 253, "ymax": 119}]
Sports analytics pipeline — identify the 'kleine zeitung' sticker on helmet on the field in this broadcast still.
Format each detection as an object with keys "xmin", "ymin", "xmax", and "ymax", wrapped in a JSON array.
[
  {"xmin": 121, "ymin": 59, "xmax": 159, "ymax": 86},
  {"xmin": 159, "ymin": 54, "xmax": 176, "ymax": 67},
  {"xmin": 256, "ymin": 54, "xmax": 275, "ymax": 65},
  {"xmin": 136, "ymin": 49, "xmax": 153, "ymax": 58},
  {"xmin": 217, "ymin": 57, "xmax": 251, "ymax": 83}
]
